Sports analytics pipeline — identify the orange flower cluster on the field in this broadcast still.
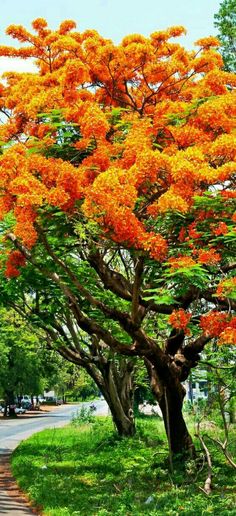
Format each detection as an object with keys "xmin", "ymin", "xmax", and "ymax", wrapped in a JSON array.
[
  {"xmin": 155, "ymin": 190, "xmax": 189, "ymax": 215},
  {"xmin": 187, "ymin": 223, "xmax": 203, "ymax": 240},
  {"xmin": 200, "ymin": 311, "xmax": 230, "ymax": 337},
  {"xmin": 82, "ymin": 167, "xmax": 168, "ymax": 260},
  {"xmin": 5, "ymin": 250, "xmax": 26, "ymax": 278},
  {"xmin": 168, "ymin": 309, "xmax": 192, "ymax": 334},
  {"xmin": 139, "ymin": 232, "xmax": 168, "ymax": 261},
  {"xmin": 14, "ymin": 206, "xmax": 38, "ymax": 248},
  {"xmin": 221, "ymin": 190, "xmax": 236, "ymax": 199},
  {"xmin": 218, "ymin": 324, "xmax": 236, "ymax": 346},
  {"xmin": 212, "ymin": 222, "xmax": 228, "ymax": 236},
  {"xmin": 197, "ymin": 248, "xmax": 221, "ymax": 266}
]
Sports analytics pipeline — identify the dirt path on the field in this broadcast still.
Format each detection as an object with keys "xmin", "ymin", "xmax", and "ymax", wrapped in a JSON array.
[
  {"xmin": 0, "ymin": 406, "xmax": 66, "ymax": 515},
  {"xmin": 0, "ymin": 452, "xmax": 38, "ymax": 515}
]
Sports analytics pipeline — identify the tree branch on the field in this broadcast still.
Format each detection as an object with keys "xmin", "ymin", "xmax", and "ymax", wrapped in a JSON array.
[
  {"xmin": 6, "ymin": 232, "xmax": 137, "ymax": 355},
  {"xmin": 195, "ymin": 424, "xmax": 213, "ymax": 495},
  {"xmin": 183, "ymin": 335, "xmax": 211, "ymax": 361},
  {"xmin": 36, "ymin": 223, "xmax": 139, "ymax": 330},
  {"xmin": 131, "ymin": 256, "xmax": 144, "ymax": 324}
]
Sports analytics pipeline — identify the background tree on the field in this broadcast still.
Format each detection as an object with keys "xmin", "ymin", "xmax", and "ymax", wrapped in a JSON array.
[
  {"xmin": 0, "ymin": 19, "xmax": 235, "ymax": 454},
  {"xmin": 214, "ymin": 0, "xmax": 236, "ymax": 71},
  {"xmin": 0, "ymin": 308, "xmax": 50, "ymax": 415},
  {"xmin": 0, "ymin": 267, "xmax": 136, "ymax": 436},
  {"xmin": 202, "ymin": 344, "xmax": 236, "ymax": 425},
  {"xmin": 189, "ymin": 343, "xmax": 236, "ymax": 470},
  {"xmin": 60, "ymin": 366, "xmax": 100, "ymax": 402}
]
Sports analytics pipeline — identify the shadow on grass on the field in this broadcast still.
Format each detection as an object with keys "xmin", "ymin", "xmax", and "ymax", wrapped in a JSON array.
[{"xmin": 11, "ymin": 418, "xmax": 236, "ymax": 516}]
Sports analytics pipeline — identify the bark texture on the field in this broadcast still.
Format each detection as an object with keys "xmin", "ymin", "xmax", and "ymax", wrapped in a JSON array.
[
  {"xmin": 145, "ymin": 358, "xmax": 195, "ymax": 456},
  {"xmin": 101, "ymin": 359, "xmax": 135, "ymax": 436},
  {"xmin": 4, "ymin": 390, "xmax": 17, "ymax": 418}
]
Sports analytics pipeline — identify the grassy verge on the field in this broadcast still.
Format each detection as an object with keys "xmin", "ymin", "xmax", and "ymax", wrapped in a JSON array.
[{"xmin": 11, "ymin": 416, "xmax": 235, "ymax": 516}]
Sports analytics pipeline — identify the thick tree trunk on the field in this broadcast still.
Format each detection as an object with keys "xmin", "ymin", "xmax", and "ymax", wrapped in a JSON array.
[
  {"xmin": 159, "ymin": 383, "xmax": 195, "ymax": 456},
  {"xmin": 145, "ymin": 360, "xmax": 195, "ymax": 456},
  {"xmin": 8, "ymin": 405, "xmax": 17, "ymax": 417}
]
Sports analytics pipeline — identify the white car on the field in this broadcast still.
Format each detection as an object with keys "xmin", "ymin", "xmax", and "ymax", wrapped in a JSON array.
[
  {"xmin": 15, "ymin": 407, "xmax": 26, "ymax": 414},
  {"xmin": 1, "ymin": 406, "xmax": 26, "ymax": 414}
]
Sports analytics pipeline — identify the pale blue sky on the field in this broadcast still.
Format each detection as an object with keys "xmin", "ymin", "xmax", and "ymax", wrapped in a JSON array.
[{"xmin": 0, "ymin": 0, "xmax": 221, "ymax": 73}]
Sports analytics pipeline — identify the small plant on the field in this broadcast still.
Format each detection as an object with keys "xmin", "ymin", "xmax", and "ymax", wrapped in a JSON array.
[{"xmin": 71, "ymin": 406, "xmax": 95, "ymax": 426}]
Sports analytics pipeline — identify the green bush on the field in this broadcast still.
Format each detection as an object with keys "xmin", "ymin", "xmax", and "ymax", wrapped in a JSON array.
[{"xmin": 71, "ymin": 406, "xmax": 96, "ymax": 426}]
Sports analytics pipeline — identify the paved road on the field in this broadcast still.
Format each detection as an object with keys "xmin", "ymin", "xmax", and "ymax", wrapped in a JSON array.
[
  {"xmin": 0, "ymin": 400, "xmax": 108, "ymax": 452},
  {"xmin": 0, "ymin": 400, "xmax": 108, "ymax": 515}
]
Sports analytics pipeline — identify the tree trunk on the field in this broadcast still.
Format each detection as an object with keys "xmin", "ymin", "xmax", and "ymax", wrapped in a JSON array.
[
  {"xmin": 103, "ymin": 364, "xmax": 136, "ymax": 437},
  {"xmin": 8, "ymin": 405, "xmax": 17, "ymax": 417},
  {"xmin": 87, "ymin": 358, "xmax": 136, "ymax": 437},
  {"xmin": 3, "ymin": 402, "xmax": 8, "ymax": 417},
  {"xmin": 159, "ymin": 383, "xmax": 195, "ymax": 456},
  {"xmin": 145, "ymin": 360, "xmax": 195, "ymax": 456},
  {"xmin": 5, "ymin": 390, "xmax": 17, "ymax": 418},
  {"xmin": 57, "ymin": 343, "xmax": 136, "ymax": 437}
]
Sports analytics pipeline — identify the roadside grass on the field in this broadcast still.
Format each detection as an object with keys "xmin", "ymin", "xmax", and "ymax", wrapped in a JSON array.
[{"xmin": 11, "ymin": 416, "xmax": 236, "ymax": 516}]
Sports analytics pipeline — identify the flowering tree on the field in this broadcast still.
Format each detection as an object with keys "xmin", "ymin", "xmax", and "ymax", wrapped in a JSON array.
[{"xmin": 0, "ymin": 19, "xmax": 235, "ymax": 454}]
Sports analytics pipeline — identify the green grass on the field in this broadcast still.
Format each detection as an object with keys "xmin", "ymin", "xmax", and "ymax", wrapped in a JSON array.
[{"xmin": 11, "ymin": 416, "xmax": 236, "ymax": 516}]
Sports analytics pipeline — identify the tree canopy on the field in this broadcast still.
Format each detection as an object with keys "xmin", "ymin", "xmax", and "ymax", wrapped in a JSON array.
[{"xmin": 0, "ymin": 18, "xmax": 235, "ymax": 451}]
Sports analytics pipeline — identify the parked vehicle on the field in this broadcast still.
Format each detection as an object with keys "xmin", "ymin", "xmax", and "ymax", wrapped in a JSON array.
[
  {"xmin": 0, "ymin": 405, "xmax": 25, "ymax": 415},
  {"xmin": 37, "ymin": 396, "xmax": 46, "ymax": 403},
  {"xmin": 15, "ymin": 407, "xmax": 26, "ymax": 414},
  {"xmin": 21, "ymin": 400, "xmax": 32, "ymax": 410},
  {"xmin": 44, "ymin": 396, "xmax": 63, "ymax": 405},
  {"xmin": 20, "ymin": 395, "xmax": 31, "ymax": 403}
]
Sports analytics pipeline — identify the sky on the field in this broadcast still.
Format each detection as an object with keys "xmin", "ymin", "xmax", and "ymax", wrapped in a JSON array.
[{"xmin": 0, "ymin": 0, "xmax": 222, "ymax": 74}]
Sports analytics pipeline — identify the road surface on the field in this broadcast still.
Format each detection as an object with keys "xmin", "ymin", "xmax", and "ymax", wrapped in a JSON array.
[
  {"xmin": 0, "ymin": 400, "xmax": 108, "ymax": 452},
  {"xmin": 0, "ymin": 400, "xmax": 108, "ymax": 515}
]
